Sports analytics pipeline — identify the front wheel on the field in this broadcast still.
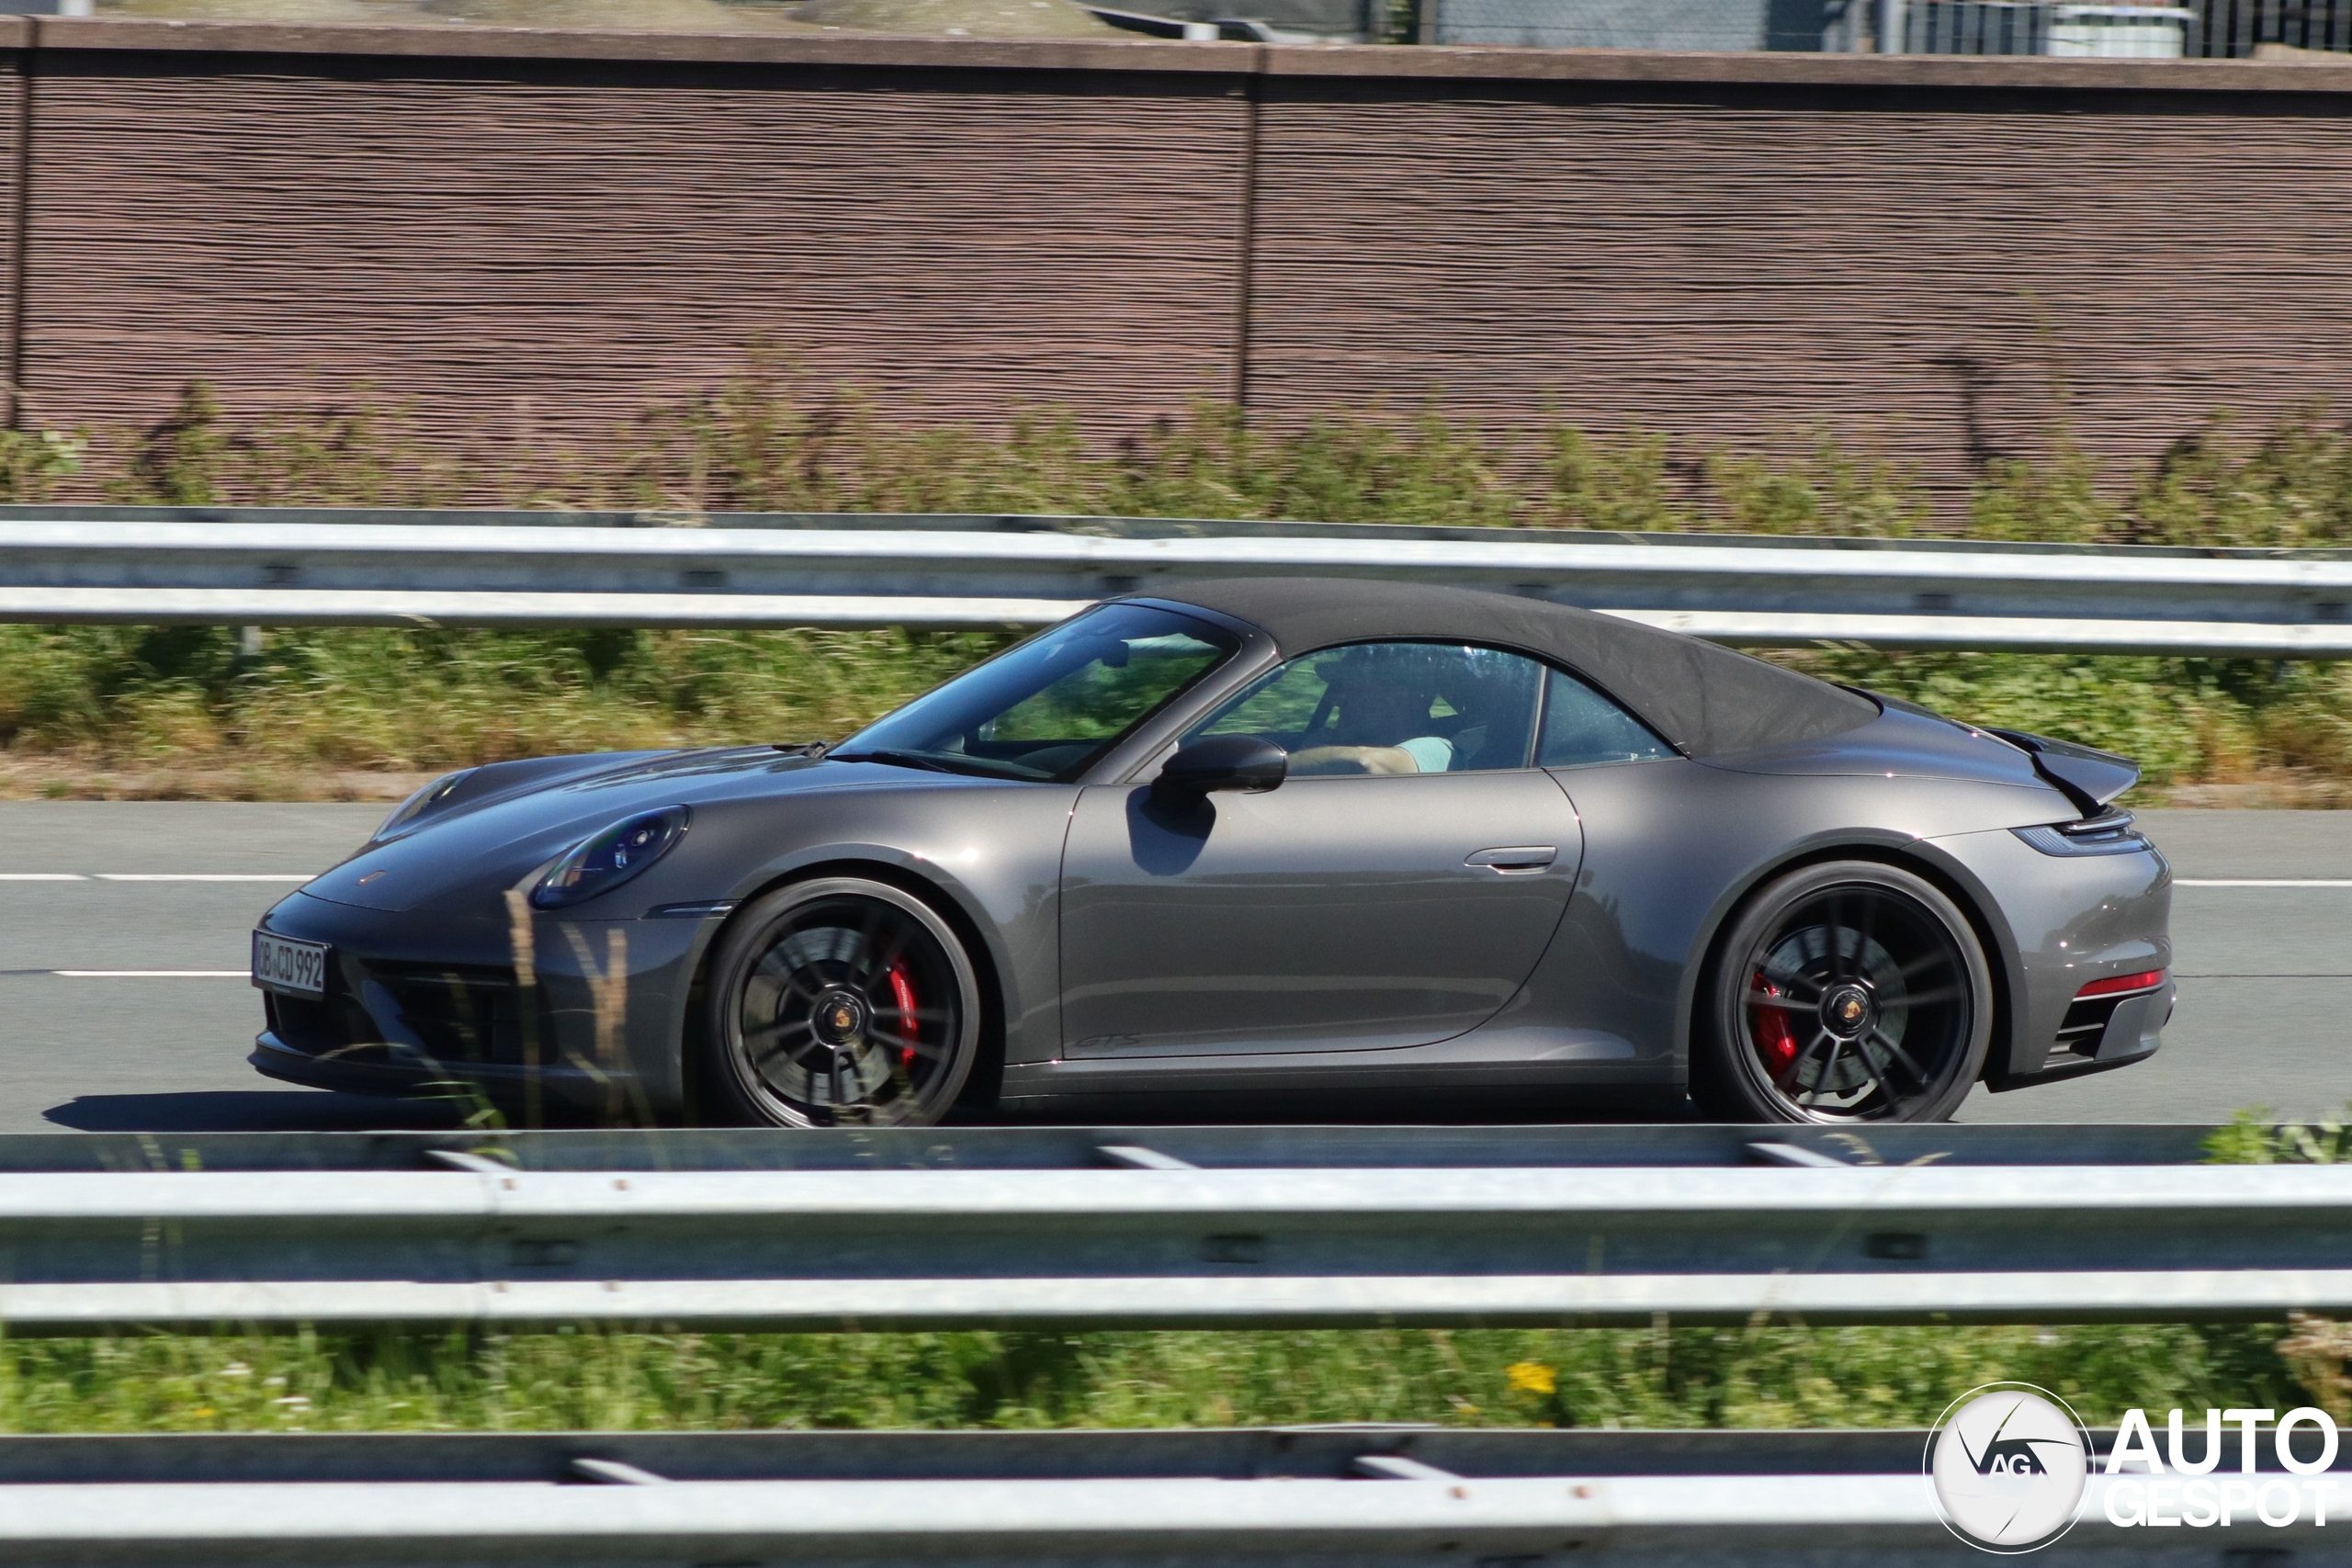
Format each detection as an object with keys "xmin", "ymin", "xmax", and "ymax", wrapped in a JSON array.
[
  {"xmin": 700, "ymin": 877, "xmax": 981, "ymax": 1127},
  {"xmin": 1694, "ymin": 861, "xmax": 1994, "ymax": 1124}
]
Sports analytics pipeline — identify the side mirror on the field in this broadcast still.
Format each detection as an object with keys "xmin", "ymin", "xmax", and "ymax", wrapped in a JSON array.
[{"xmin": 1151, "ymin": 735, "xmax": 1287, "ymax": 807}]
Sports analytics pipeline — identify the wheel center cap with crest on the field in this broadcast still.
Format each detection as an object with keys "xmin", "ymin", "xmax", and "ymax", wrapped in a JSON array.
[
  {"xmin": 813, "ymin": 990, "xmax": 868, "ymax": 1046},
  {"xmin": 1824, "ymin": 983, "xmax": 1873, "ymax": 1037}
]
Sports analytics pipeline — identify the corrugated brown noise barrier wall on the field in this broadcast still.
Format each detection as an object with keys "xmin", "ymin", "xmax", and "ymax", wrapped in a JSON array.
[{"xmin": 6, "ymin": 18, "xmax": 2352, "ymax": 501}]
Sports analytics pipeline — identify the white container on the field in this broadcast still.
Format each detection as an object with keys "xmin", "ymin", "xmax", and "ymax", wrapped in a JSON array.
[{"xmin": 2046, "ymin": 3, "xmax": 2192, "ymax": 55}]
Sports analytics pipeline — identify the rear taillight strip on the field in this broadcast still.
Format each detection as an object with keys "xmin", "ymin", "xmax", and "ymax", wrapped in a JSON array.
[{"xmin": 2074, "ymin": 968, "xmax": 2167, "ymax": 999}]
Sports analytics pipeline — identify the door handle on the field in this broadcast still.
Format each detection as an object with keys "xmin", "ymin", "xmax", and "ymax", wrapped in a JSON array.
[{"xmin": 1465, "ymin": 845, "xmax": 1558, "ymax": 874}]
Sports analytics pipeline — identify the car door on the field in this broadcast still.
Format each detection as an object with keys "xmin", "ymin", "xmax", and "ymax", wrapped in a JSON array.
[{"xmin": 1057, "ymin": 640, "xmax": 1589, "ymax": 1059}]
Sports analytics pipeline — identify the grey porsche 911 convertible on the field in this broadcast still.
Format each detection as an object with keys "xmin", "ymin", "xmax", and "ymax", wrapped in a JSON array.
[{"xmin": 250, "ymin": 577, "xmax": 2170, "ymax": 1126}]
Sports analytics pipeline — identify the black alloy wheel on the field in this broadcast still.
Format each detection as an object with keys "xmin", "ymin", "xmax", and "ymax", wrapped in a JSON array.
[
  {"xmin": 1698, "ymin": 861, "xmax": 1994, "ymax": 1124},
  {"xmin": 703, "ymin": 877, "xmax": 980, "ymax": 1128}
]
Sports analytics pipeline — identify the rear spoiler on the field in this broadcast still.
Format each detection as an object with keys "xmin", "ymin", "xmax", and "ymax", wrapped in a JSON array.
[{"xmin": 1986, "ymin": 728, "xmax": 2140, "ymax": 817}]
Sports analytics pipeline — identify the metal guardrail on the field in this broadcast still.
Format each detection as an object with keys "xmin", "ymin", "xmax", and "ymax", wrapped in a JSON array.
[
  {"xmin": 0, "ymin": 1124, "xmax": 2334, "ymax": 1332},
  {"xmin": 0, "ymin": 1129, "xmax": 2322, "ymax": 1563},
  {"xmin": 0, "ymin": 1472, "xmax": 1959, "ymax": 1565},
  {"xmin": 6, "ymin": 506, "xmax": 2352, "ymax": 653},
  {"xmin": 0, "ymin": 1128, "xmax": 2313, "ymax": 1566},
  {"xmin": 0, "ymin": 1427, "xmax": 2333, "ymax": 1565},
  {"xmin": 0, "ymin": 1122, "xmax": 2220, "ymax": 1171},
  {"xmin": 0, "ymin": 1425, "xmax": 1986, "ymax": 1483}
]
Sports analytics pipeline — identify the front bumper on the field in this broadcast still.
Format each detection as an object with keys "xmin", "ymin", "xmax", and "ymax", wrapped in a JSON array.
[
  {"xmin": 249, "ymin": 1027, "xmax": 618, "ymax": 1110},
  {"xmin": 247, "ymin": 889, "xmax": 720, "ymax": 1116}
]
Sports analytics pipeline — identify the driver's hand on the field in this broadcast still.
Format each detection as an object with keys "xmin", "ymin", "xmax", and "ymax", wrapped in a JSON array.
[{"xmin": 1290, "ymin": 746, "xmax": 1419, "ymax": 775}]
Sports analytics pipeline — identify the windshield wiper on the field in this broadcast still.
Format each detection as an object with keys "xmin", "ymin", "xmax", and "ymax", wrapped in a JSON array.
[
  {"xmin": 832, "ymin": 748, "xmax": 1048, "ymax": 781},
  {"xmin": 828, "ymin": 749, "xmax": 957, "ymax": 774}
]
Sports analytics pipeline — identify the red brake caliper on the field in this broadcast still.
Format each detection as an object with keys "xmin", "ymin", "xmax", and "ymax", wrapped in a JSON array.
[
  {"xmin": 888, "ymin": 963, "xmax": 919, "ymax": 1068},
  {"xmin": 1752, "ymin": 968, "xmax": 1797, "ymax": 1068}
]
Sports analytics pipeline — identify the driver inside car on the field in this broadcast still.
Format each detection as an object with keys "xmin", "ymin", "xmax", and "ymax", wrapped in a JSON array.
[{"xmin": 1289, "ymin": 660, "xmax": 1456, "ymax": 775}]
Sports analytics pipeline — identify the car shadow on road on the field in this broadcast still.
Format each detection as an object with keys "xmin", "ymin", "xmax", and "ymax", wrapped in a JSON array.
[
  {"xmin": 41, "ymin": 1091, "xmax": 473, "ymax": 1134},
  {"xmin": 40, "ymin": 1089, "xmax": 1708, "ymax": 1134},
  {"xmin": 959, "ymin": 1089, "xmax": 1704, "ymax": 1126}
]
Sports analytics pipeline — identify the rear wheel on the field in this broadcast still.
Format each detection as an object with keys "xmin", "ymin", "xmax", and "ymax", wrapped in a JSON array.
[
  {"xmin": 700, "ymin": 877, "xmax": 980, "ymax": 1128},
  {"xmin": 1695, "ymin": 861, "xmax": 1993, "ymax": 1124}
]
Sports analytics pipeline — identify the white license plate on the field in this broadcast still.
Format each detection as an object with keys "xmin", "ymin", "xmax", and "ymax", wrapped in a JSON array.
[{"xmin": 252, "ymin": 932, "xmax": 330, "ymax": 998}]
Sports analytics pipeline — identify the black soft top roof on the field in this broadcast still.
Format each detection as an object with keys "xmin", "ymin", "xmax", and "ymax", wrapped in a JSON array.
[{"xmin": 1146, "ymin": 578, "xmax": 1878, "ymax": 760}]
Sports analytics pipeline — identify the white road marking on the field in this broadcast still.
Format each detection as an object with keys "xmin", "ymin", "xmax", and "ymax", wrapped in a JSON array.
[
  {"xmin": 2177, "ymin": 879, "xmax": 2352, "ymax": 887},
  {"xmin": 51, "ymin": 970, "xmax": 250, "ymax": 978},
  {"xmin": 0, "ymin": 874, "xmax": 316, "ymax": 882},
  {"xmin": 91, "ymin": 874, "xmax": 313, "ymax": 883}
]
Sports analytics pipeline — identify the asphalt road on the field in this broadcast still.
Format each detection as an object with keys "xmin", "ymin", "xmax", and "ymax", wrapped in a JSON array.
[{"xmin": 0, "ymin": 803, "xmax": 2340, "ymax": 1134}]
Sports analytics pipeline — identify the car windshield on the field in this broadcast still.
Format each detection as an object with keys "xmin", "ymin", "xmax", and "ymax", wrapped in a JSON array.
[{"xmin": 832, "ymin": 604, "xmax": 1239, "ymax": 782}]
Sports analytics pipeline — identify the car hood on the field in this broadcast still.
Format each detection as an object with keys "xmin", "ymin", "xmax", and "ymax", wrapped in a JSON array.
[{"xmin": 300, "ymin": 746, "xmax": 978, "ymax": 913}]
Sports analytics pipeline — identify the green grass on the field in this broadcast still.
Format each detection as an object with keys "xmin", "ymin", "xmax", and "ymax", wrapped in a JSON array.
[
  {"xmin": 36, "ymin": 365, "xmax": 2352, "ymax": 545},
  {"xmin": 0, "ymin": 1323, "xmax": 2312, "ymax": 1434},
  {"xmin": 3, "ymin": 371, "xmax": 2350, "ymax": 795},
  {"xmin": 8, "ymin": 1106, "xmax": 2341, "ymax": 1435},
  {"xmin": 0, "ymin": 625, "xmax": 1009, "ymax": 784},
  {"xmin": 54, "ymin": 378, "xmax": 1559, "ymax": 526},
  {"xmin": 9, "ymin": 626, "xmax": 2352, "ymax": 800}
]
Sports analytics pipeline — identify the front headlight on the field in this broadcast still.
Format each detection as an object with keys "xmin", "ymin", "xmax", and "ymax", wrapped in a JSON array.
[
  {"xmin": 531, "ymin": 807, "xmax": 691, "ymax": 910},
  {"xmin": 376, "ymin": 769, "xmax": 475, "ymax": 840}
]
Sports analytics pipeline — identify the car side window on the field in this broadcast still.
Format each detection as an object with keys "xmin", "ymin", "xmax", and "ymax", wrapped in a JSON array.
[
  {"xmin": 1538, "ymin": 667, "xmax": 1675, "ymax": 768},
  {"xmin": 1192, "ymin": 642, "xmax": 1545, "ymax": 775}
]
